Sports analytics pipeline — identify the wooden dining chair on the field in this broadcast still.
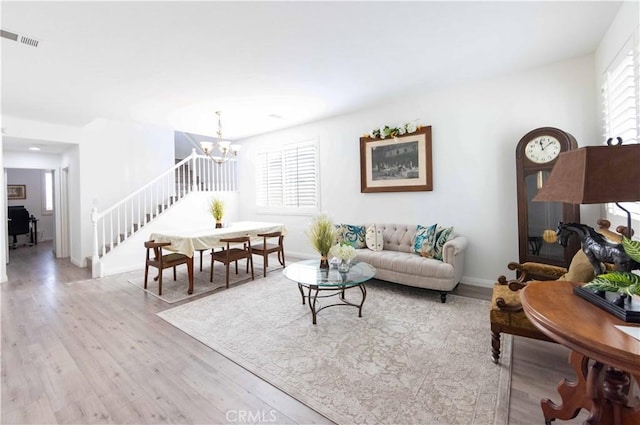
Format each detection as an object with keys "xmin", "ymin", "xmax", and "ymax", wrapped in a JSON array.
[
  {"xmin": 210, "ymin": 236, "xmax": 254, "ymax": 288},
  {"xmin": 144, "ymin": 240, "xmax": 193, "ymax": 296},
  {"xmin": 251, "ymin": 231, "xmax": 285, "ymax": 277}
]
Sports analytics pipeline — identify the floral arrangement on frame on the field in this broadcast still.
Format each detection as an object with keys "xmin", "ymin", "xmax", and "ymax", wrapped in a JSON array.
[{"xmin": 364, "ymin": 120, "xmax": 422, "ymax": 140}]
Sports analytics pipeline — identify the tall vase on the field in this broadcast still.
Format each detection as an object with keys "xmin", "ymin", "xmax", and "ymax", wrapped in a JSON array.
[{"xmin": 319, "ymin": 255, "xmax": 329, "ymax": 269}]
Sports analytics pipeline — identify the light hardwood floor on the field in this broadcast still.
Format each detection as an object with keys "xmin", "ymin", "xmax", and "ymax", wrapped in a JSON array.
[{"xmin": 2, "ymin": 242, "xmax": 588, "ymax": 424}]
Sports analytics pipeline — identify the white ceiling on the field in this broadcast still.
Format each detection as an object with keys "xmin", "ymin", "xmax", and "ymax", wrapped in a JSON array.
[{"xmin": 1, "ymin": 1, "xmax": 622, "ymax": 152}]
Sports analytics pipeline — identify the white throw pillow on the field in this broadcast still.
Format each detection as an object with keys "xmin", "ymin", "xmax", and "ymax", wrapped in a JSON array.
[{"xmin": 365, "ymin": 224, "xmax": 384, "ymax": 251}]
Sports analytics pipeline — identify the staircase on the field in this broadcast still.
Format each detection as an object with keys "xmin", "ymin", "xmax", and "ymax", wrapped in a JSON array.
[{"xmin": 91, "ymin": 149, "xmax": 237, "ymax": 276}]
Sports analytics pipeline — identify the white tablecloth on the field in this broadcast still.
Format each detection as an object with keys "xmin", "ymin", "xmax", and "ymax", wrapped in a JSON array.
[{"xmin": 150, "ymin": 221, "xmax": 286, "ymax": 257}]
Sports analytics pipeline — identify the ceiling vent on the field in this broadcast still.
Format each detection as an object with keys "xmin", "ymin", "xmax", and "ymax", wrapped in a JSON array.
[{"xmin": 1, "ymin": 29, "xmax": 40, "ymax": 48}]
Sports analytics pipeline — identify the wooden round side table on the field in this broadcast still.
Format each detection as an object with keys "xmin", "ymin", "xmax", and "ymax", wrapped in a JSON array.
[{"xmin": 520, "ymin": 281, "xmax": 640, "ymax": 425}]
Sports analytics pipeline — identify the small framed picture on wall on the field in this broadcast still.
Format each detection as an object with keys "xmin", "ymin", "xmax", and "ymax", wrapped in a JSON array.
[{"xmin": 7, "ymin": 184, "xmax": 26, "ymax": 200}]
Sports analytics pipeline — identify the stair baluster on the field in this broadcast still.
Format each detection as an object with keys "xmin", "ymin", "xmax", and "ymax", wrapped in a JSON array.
[{"xmin": 91, "ymin": 149, "xmax": 237, "ymax": 276}]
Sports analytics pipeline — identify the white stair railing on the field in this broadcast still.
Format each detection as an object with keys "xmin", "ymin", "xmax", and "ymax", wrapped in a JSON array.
[{"xmin": 91, "ymin": 149, "xmax": 237, "ymax": 267}]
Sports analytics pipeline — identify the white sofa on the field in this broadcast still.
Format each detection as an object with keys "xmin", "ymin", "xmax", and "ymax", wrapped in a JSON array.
[{"xmin": 354, "ymin": 223, "xmax": 468, "ymax": 303}]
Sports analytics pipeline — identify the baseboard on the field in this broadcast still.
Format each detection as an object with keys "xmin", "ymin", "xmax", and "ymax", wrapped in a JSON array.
[
  {"xmin": 70, "ymin": 256, "xmax": 86, "ymax": 268},
  {"xmin": 460, "ymin": 276, "xmax": 495, "ymax": 288},
  {"xmin": 284, "ymin": 250, "xmax": 315, "ymax": 261}
]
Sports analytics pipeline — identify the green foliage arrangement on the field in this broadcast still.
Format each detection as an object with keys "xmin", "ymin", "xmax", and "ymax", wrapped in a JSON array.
[
  {"xmin": 209, "ymin": 198, "xmax": 225, "ymax": 221},
  {"xmin": 306, "ymin": 214, "xmax": 337, "ymax": 257},
  {"xmin": 621, "ymin": 236, "xmax": 640, "ymax": 262},
  {"xmin": 584, "ymin": 271, "xmax": 640, "ymax": 296}
]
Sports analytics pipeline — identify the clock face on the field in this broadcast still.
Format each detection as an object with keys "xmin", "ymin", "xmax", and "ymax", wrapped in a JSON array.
[{"xmin": 525, "ymin": 135, "xmax": 561, "ymax": 164}]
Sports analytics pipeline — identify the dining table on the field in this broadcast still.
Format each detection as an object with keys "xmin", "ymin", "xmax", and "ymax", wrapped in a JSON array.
[{"xmin": 149, "ymin": 221, "xmax": 286, "ymax": 294}]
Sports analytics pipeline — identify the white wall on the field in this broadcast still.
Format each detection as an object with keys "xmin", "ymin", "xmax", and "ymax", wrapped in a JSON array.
[
  {"xmin": 6, "ymin": 168, "xmax": 54, "ymax": 242},
  {"xmin": 75, "ymin": 119, "xmax": 175, "ymax": 266},
  {"xmin": 2, "ymin": 116, "xmax": 82, "ymax": 144},
  {"xmin": 0, "ymin": 146, "xmax": 6, "ymax": 282},
  {"xmin": 62, "ymin": 146, "xmax": 82, "ymax": 266},
  {"xmin": 237, "ymin": 54, "xmax": 600, "ymax": 286},
  {"xmin": 3, "ymin": 151, "xmax": 62, "ymax": 170}
]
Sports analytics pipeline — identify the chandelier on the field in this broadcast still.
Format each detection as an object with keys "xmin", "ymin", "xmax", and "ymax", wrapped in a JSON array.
[{"xmin": 200, "ymin": 111, "xmax": 240, "ymax": 164}]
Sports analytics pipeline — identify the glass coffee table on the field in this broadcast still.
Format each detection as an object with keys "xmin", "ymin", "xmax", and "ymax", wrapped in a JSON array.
[{"xmin": 283, "ymin": 259, "xmax": 376, "ymax": 324}]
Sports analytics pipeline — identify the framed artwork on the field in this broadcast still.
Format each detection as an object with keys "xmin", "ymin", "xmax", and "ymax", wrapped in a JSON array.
[
  {"xmin": 7, "ymin": 184, "xmax": 26, "ymax": 200},
  {"xmin": 360, "ymin": 126, "xmax": 433, "ymax": 193}
]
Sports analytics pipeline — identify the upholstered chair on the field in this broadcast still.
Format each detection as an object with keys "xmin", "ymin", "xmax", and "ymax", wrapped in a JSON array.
[{"xmin": 489, "ymin": 249, "xmax": 596, "ymax": 363}]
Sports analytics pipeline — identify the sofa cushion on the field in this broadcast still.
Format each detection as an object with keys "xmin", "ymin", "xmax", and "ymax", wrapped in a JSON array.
[
  {"xmin": 338, "ymin": 224, "xmax": 366, "ymax": 249},
  {"xmin": 413, "ymin": 223, "xmax": 438, "ymax": 254},
  {"xmin": 376, "ymin": 224, "xmax": 416, "ymax": 253},
  {"xmin": 365, "ymin": 224, "xmax": 384, "ymax": 251},
  {"xmin": 356, "ymin": 249, "xmax": 455, "ymax": 280}
]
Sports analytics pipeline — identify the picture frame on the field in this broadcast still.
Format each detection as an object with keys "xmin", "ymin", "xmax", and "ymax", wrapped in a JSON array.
[
  {"xmin": 360, "ymin": 126, "xmax": 433, "ymax": 193},
  {"xmin": 7, "ymin": 184, "xmax": 26, "ymax": 200}
]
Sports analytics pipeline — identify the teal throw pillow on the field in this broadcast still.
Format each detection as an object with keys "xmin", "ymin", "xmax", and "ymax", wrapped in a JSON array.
[
  {"xmin": 432, "ymin": 226, "xmax": 454, "ymax": 260},
  {"xmin": 413, "ymin": 224, "xmax": 438, "ymax": 254},
  {"xmin": 341, "ymin": 224, "xmax": 366, "ymax": 249}
]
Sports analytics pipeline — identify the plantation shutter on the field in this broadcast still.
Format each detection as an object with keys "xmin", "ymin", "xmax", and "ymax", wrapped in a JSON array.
[
  {"xmin": 256, "ymin": 140, "xmax": 318, "ymax": 212},
  {"xmin": 602, "ymin": 39, "xmax": 639, "ymax": 145},
  {"xmin": 283, "ymin": 141, "xmax": 317, "ymax": 208},
  {"xmin": 256, "ymin": 151, "xmax": 283, "ymax": 207},
  {"xmin": 602, "ymin": 34, "xmax": 640, "ymax": 217}
]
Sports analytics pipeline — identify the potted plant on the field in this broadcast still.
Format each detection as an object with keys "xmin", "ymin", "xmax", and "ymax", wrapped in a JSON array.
[
  {"xmin": 210, "ymin": 198, "xmax": 225, "ymax": 228},
  {"xmin": 306, "ymin": 214, "xmax": 337, "ymax": 269}
]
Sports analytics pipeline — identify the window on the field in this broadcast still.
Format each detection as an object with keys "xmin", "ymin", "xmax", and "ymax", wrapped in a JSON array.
[
  {"xmin": 602, "ymin": 33, "xmax": 640, "ymax": 220},
  {"xmin": 43, "ymin": 170, "xmax": 53, "ymax": 214},
  {"xmin": 256, "ymin": 140, "xmax": 319, "ymax": 214}
]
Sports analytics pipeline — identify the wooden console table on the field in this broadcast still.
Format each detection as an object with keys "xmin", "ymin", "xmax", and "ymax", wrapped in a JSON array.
[{"xmin": 521, "ymin": 281, "xmax": 640, "ymax": 425}]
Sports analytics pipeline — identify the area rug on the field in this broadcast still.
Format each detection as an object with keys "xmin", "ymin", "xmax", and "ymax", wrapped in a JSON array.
[
  {"xmin": 128, "ymin": 260, "xmax": 282, "ymax": 304},
  {"xmin": 158, "ymin": 275, "xmax": 512, "ymax": 424}
]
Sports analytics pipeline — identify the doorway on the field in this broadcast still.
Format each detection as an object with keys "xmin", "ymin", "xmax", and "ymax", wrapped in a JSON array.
[{"xmin": 5, "ymin": 167, "xmax": 69, "ymax": 261}]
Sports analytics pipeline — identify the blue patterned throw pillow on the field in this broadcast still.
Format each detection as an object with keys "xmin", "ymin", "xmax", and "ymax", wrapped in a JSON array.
[
  {"xmin": 432, "ymin": 226, "xmax": 454, "ymax": 260},
  {"xmin": 413, "ymin": 223, "xmax": 438, "ymax": 254},
  {"xmin": 341, "ymin": 224, "xmax": 366, "ymax": 248}
]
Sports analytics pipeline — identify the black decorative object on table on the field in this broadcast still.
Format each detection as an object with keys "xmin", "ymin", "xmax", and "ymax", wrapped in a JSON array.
[
  {"xmin": 556, "ymin": 223, "xmax": 640, "ymax": 275},
  {"xmin": 573, "ymin": 286, "xmax": 640, "ymax": 323}
]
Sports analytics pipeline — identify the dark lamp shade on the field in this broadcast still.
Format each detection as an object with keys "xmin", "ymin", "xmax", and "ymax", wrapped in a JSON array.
[{"xmin": 533, "ymin": 144, "xmax": 640, "ymax": 204}]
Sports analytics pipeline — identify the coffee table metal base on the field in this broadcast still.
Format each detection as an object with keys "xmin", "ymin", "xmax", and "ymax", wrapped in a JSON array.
[{"xmin": 297, "ymin": 282, "xmax": 367, "ymax": 325}]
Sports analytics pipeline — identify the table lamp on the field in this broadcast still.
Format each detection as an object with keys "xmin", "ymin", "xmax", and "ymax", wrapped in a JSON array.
[
  {"xmin": 533, "ymin": 141, "xmax": 640, "ymax": 320},
  {"xmin": 533, "ymin": 140, "xmax": 640, "ymax": 238}
]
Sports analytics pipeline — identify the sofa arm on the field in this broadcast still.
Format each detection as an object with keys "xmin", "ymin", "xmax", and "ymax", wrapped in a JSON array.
[
  {"xmin": 443, "ymin": 235, "xmax": 468, "ymax": 285},
  {"xmin": 442, "ymin": 235, "xmax": 468, "ymax": 264}
]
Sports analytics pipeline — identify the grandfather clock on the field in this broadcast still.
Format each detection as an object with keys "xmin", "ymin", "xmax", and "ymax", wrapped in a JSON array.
[{"xmin": 516, "ymin": 127, "xmax": 580, "ymax": 268}]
